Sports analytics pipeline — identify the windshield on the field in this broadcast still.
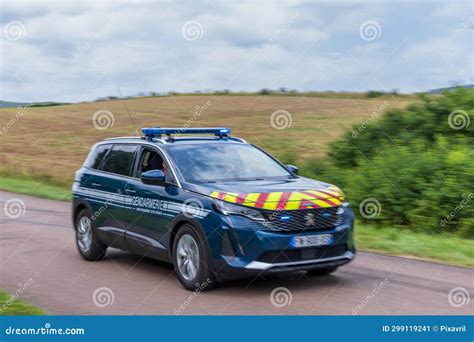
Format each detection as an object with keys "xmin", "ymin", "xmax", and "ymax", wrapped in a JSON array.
[{"xmin": 166, "ymin": 143, "xmax": 293, "ymax": 183}]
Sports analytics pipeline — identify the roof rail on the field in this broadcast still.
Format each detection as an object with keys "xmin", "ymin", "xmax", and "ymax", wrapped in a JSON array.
[
  {"xmin": 104, "ymin": 136, "xmax": 141, "ymax": 141},
  {"xmin": 227, "ymin": 137, "xmax": 247, "ymax": 143}
]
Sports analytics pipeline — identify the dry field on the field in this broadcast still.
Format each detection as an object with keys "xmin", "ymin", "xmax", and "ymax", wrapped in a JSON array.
[{"xmin": 0, "ymin": 95, "xmax": 415, "ymax": 185}]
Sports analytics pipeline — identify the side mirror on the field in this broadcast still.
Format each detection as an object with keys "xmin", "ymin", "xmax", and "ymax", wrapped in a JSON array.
[
  {"xmin": 286, "ymin": 164, "xmax": 299, "ymax": 175},
  {"xmin": 141, "ymin": 169, "xmax": 166, "ymax": 186}
]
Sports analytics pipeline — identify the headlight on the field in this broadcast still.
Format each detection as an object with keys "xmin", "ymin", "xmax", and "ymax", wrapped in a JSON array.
[
  {"xmin": 337, "ymin": 202, "xmax": 350, "ymax": 215},
  {"xmin": 213, "ymin": 200, "xmax": 265, "ymax": 221}
]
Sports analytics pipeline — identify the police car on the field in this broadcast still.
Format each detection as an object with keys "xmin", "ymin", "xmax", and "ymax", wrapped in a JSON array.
[{"xmin": 72, "ymin": 127, "xmax": 355, "ymax": 290}]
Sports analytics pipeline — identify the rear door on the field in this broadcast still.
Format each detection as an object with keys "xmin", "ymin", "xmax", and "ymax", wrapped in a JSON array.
[
  {"xmin": 79, "ymin": 143, "xmax": 121, "ymax": 232},
  {"xmin": 86, "ymin": 143, "xmax": 138, "ymax": 248}
]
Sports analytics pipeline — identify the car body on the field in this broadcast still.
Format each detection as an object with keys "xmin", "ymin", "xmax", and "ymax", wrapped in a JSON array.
[{"xmin": 72, "ymin": 127, "xmax": 355, "ymax": 290}]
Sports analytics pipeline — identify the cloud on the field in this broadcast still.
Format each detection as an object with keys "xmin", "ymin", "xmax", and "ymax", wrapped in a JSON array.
[{"xmin": 0, "ymin": 1, "xmax": 472, "ymax": 102}]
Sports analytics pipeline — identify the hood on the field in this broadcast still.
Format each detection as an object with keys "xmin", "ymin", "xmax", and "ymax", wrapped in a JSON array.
[{"xmin": 185, "ymin": 177, "xmax": 345, "ymax": 211}]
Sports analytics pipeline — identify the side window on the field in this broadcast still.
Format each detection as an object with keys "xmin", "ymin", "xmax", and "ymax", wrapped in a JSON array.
[
  {"xmin": 102, "ymin": 144, "xmax": 138, "ymax": 176},
  {"xmin": 134, "ymin": 148, "xmax": 164, "ymax": 178},
  {"xmin": 84, "ymin": 144, "xmax": 112, "ymax": 170}
]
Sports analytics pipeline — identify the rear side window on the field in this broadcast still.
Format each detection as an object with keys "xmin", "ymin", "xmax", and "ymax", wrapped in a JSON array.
[
  {"xmin": 84, "ymin": 144, "xmax": 112, "ymax": 170},
  {"xmin": 101, "ymin": 144, "xmax": 138, "ymax": 176}
]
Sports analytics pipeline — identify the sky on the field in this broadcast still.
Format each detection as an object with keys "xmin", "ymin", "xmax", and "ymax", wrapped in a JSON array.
[{"xmin": 0, "ymin": 0, "xmax": 473, "ymax": 102}]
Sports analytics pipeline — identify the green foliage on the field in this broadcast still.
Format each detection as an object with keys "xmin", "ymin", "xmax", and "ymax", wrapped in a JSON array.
[
  {"xmin": 0, "ymin": 289, "xmax": 45, "ymax": 315},
  {"xmin": 308, "ymin": 89, "xmax": 474, "ymax": 238},
  {"xmin": 356, "ymin": 224, "xmax": 474, "ymax": 267},
  {"xmin": 258, "ymin": 88, "xmax": 273, "ymax": 95},
  {"xmin": 366, "ymin": 90, "xmax": 384, "ymax": 98},
  {"xmin": 0, "ymin": 175, "xmax": 71, "ymax": 201},
  {"xmin": 214, "ymin": 89, "xmax": 231, "ymax": 95}
]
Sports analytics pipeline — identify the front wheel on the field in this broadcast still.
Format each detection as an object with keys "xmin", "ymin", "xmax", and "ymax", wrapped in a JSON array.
[
  {"xmin": 74, "ymin": 209, "xmax": 107, "ymax": 261},
  {"xmin": 172, "ymin": 224, "xmax": 215, "ymax": 291}
]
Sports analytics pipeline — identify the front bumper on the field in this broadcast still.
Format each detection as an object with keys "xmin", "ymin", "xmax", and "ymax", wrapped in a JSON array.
[
  {"xmin": 244, "ymin": 251, "xmax": 355, "ymax": 271},
  {"xmin": 208, "ymin": 212, "xmax": 356, "ymax": 280}
]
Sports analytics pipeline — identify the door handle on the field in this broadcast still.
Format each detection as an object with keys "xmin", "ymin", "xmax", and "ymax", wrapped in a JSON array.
[
  {"xmin": 125, "ymin": 188, "xmax": 136, "ymax": 194},
  {"xmin": 91, "ymin": 182, "xmax": 101, "ymax": 187}
]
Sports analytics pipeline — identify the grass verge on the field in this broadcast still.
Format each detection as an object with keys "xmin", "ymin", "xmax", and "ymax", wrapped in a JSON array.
[
  {"xmin": 0, "ymin": 175, "xmax": 70, "ymax": 201},
  {"xmin": 357, "ymin": 224, "xmax": 474, "ymax": 268},
  {"xmin": 0, "ymin": 289, "xmax": 45, "ymax": 315}
]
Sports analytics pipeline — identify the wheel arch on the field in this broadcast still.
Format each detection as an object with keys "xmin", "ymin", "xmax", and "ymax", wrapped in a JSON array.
[
  {"xmin": 167, "ymin": 215, "xmax": 208, "ymax": 261},
  {"xmin": 72, "ymin": 199, "xmax": 94, "ymax": 230}
]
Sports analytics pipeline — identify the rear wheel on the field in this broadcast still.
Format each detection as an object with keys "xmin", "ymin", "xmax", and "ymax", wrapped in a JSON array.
[
  {"xmin": 74, "ymin": 209, "xmax": 107, "ymax": 261},
  {"xmin": 173, "ymin": 224, "xmax": 215, "ymax": 291},
  {"xmin": 307, "ymin": 266, "xmax": 338, "ymax": 276}
]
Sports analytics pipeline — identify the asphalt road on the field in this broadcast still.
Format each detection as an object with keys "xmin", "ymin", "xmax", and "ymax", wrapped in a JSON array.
[{"xmin": 1, "ymin": 191, "xmax": 472, "ymax": 315}]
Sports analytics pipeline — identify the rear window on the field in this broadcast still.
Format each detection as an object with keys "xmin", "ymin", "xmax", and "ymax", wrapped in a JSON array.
[
  {"xmin": 101, "ymin": 144, "xmax": 138, "ymax": 176},
  {"xmin": 84, "ymin": 144, "xmax": 112, "ymax": 170}
]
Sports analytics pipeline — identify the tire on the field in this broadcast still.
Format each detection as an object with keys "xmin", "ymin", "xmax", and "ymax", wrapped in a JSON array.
[
  {"xmin": 307, "ymin": 266, "xmax": 338, "ymax": 276},
  {"xmin": 74, "ymin": 209, "xmax": 107, "ymax": 261},
  {"xmin": 172, "ymin": 224, "xmax": 215, "ymax": 291}
]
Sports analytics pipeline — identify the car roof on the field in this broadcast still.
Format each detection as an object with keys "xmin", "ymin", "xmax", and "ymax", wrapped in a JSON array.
[{"xmin": 101, "ymin": 127, "xmax": 246, "ymax": 147}]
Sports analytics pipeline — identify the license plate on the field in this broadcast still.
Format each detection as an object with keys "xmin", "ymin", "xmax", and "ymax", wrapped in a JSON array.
[{"xmin": 291, "ymin": 234, "xmax": 333, "ymax": 248}]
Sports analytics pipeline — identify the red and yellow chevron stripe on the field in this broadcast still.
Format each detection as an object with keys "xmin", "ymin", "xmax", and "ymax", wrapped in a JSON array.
[{"xmin": 210, "ymin": 186, "xmax": 345, "ymax": 210}]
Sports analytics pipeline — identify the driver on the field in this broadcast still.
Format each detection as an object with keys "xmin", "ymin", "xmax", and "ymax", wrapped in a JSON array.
[{"xmin": 162, "ymin": 161, "xmax": 168, "ymax": 176}]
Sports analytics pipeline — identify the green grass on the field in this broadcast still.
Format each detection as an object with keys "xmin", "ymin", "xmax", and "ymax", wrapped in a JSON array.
[
  {"xmin": 357, "ymin": 224, "xmax": 474, "ymax": 268},
  {"xmin": 0, "ymin": 175, "xmax": 70, "ymax": 201},
  {"xmin": 0, "ymin": 289, "xmax": 45, "ymax": 315}
]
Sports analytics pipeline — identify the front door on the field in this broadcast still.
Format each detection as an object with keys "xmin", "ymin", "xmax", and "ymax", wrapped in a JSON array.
[{"xmin": 123, "ymin": 146, "xmax": 178, "ymax": 259}]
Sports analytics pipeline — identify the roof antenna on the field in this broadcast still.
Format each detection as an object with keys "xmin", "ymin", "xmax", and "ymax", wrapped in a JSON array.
[{"xmin": 116, "ymin": 85, "xmax": 139, "ymax": 136}]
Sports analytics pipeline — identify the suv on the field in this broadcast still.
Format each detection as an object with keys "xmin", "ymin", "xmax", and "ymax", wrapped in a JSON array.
[{"xmin": 72, "ymin": 127, "xmax": 355, "ymax": 290}]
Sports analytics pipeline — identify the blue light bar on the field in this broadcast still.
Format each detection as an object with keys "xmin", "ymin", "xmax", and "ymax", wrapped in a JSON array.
[{"xmin": 142, "ymin": 127, "xmax": 231, "ymax": 138}]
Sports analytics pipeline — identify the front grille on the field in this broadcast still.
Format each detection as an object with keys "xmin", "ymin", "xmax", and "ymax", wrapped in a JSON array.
[
  {"xmin": 262, "ymin": 207, "xmax": 343, "ymax": 232},
  {"xmin": 257, "ymin": 244, "xmax": 347, "ymax": 264}
]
